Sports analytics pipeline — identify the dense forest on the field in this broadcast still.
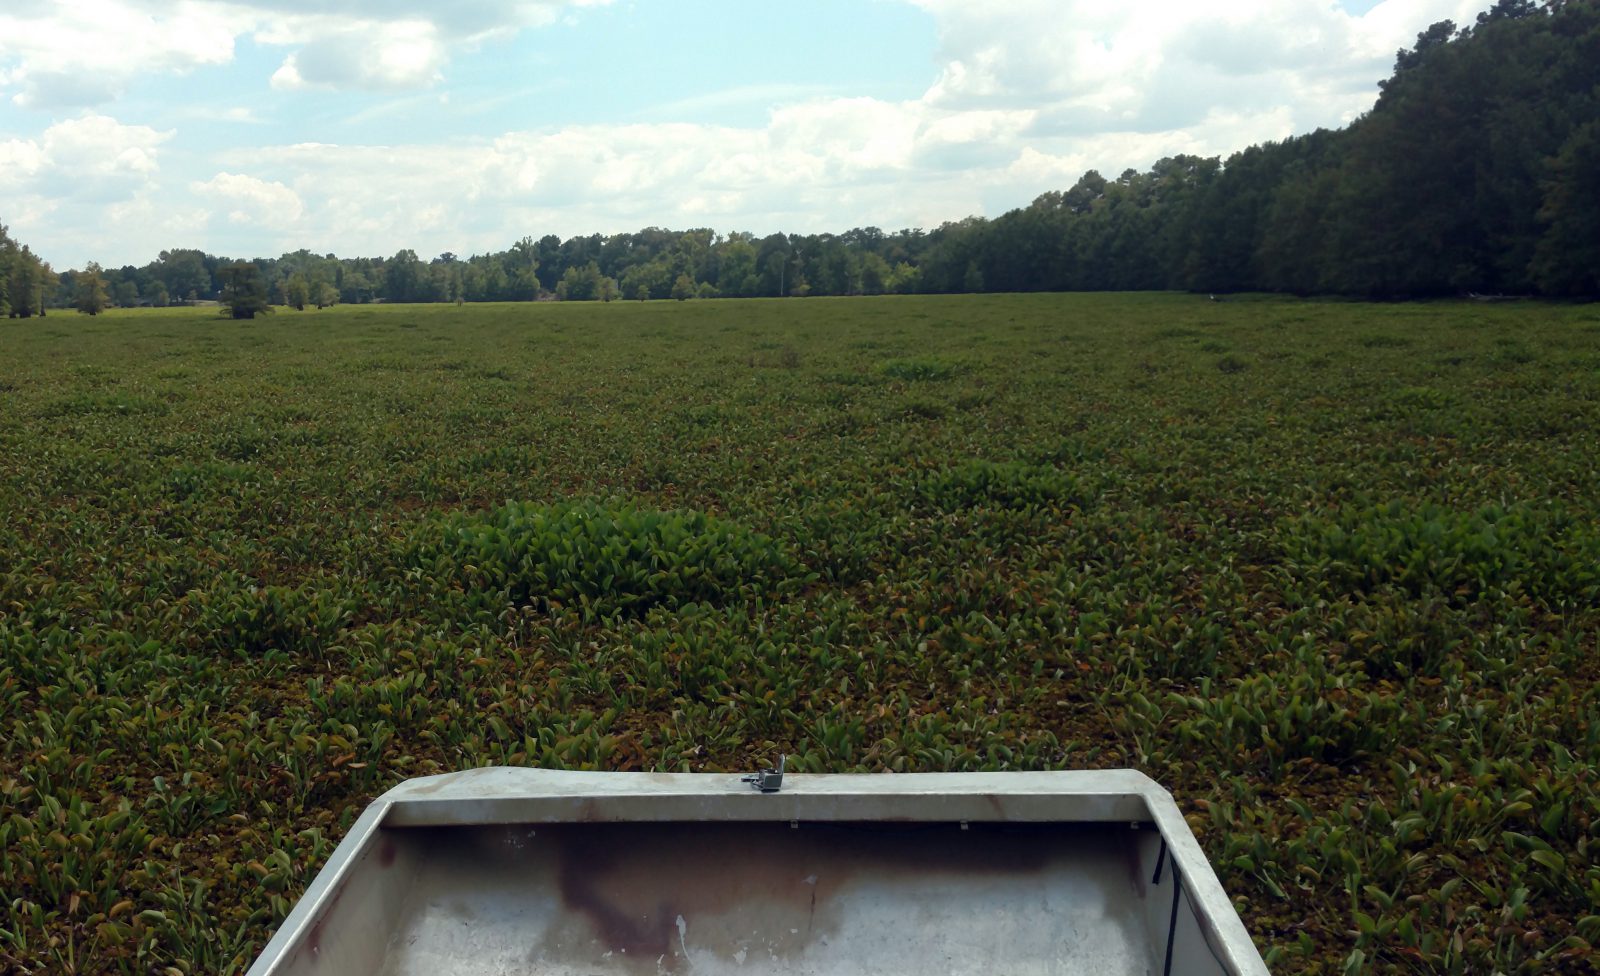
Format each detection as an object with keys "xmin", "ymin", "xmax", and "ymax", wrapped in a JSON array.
[{"xmin": 9, "ymin": 0, "xmax": 1599, "ymax": 312}]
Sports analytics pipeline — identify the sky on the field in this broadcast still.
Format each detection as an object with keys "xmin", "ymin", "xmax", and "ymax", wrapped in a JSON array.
[{"xmin": 0, "ymin": 0, "xmax": 1495, "ymax": 270}]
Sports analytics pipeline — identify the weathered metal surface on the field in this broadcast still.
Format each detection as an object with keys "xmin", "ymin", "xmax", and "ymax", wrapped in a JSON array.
[
  {"xmin": 378, "ymin": 768, "xmax": 1157, "ymax": 827},
  {"xmin": 245, "ymin": 769, "xmax": 1269, "ymax": 976}
]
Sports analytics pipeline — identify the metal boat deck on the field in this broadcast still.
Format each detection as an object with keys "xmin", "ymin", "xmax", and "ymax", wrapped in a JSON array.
[{"xmin": 246, "ymin": 769, "xmax": 1269, "ymax": 976}]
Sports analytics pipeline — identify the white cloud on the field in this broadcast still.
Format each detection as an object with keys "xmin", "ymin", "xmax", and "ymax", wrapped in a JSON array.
[
  {"xmin": 908, "ymin": 0, "xmax": 1489, "ymax": 132},
  {"xmin": 768, "ymin": 98, "xmax": 921, "ymax": 175},
  {"xmin": 249, "ymin": 1, "xmax": 606, "ymax": 92},
  {"xmin": 0, "ymin": 137, "xmax": 48, "ymax": 188},
  {"xmin": 192, "ymin": 172, "xmax": 305, "ymax": 227},
  {"xmin": 1, "ymin": 114, "xmax": 176, "ymax": 266},
  {"xmin": 1, "ymin": 114, "xmax": 170, "ymax": 195},
  {"xmin": 0, "ymin": 0, "xmax": 612, "ymax": 106},
  {"xmin": 242, "ymin": 0, "xmax": 603, "ymax": 41},
  {"xmin": 267, "ymin": 19, "xmax": 446, "ymax": 91},
  {"xmin": 0, "ymin": 1, "xmax": 242, "ymax": 108}
]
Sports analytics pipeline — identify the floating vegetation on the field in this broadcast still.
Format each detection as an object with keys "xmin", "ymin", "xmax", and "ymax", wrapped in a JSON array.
[
  {"xmin": 425, "ymin": 500, "xmax": 802, "ymax": 617},
  {"xmin": 919, "ymin": 460, "xmax": 1085, "ymax": 512},
  {"xmin": 1283, "ymin": 501, "xmax": 1600, "ymax": 605},
  {"xmin": 1, "ymin": 294, "xmax": 1597, "ymax": 974},
  {"xmin": 878, "ymin": 356, "xmax": 962, "ymax": 381}
]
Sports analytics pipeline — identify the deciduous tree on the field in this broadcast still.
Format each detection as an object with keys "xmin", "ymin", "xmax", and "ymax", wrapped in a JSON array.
[
  {"xmin": 284, "ymin": 272, "xmax": 310, "ymax": 310},
  {"xmin": 75, "ymin": 263, "xmax": 109, "ymax": 315},
  {"xmin": 509, "ymin": 236, "xmax": 540, "ymax": 300}
]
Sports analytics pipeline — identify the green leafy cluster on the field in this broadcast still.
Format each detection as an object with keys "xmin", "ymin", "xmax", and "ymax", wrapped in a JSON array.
[
  {"xmin": 1285, "ymin": 501, "xmax": 1600, "ymax": 605},
  {"xmin": 1391, "ymin": 385, "xmax": 1453, "ymax": 410},
  {"xmin": 187, "ymin": 573, "xmax": 358, "ymax": 657},
  {"xmin": 919, "ymin": 460, "xmax": 1085, "ymax": 512},
  {"xmin": 1170, "ymin": 648, "xmax": 1404, "ymax": 777},
  {"xmin": 427, "ymin": 500, "xmax": 801, "ymax": 616}
]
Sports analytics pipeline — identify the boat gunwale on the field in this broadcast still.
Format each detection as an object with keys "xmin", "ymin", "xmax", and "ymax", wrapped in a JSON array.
[{"xmin": 245, "ymin": 769, "xmax": 1269, "ymax": 976}]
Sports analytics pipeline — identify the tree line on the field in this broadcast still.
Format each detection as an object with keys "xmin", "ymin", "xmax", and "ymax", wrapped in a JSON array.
[
  {"xmin": 9, "ymin": 0, "xmax": 1598, "ymax": 315},
  {"xmin": 45, "ymin": 228, "xmax": 932, "ymax": 314}
]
